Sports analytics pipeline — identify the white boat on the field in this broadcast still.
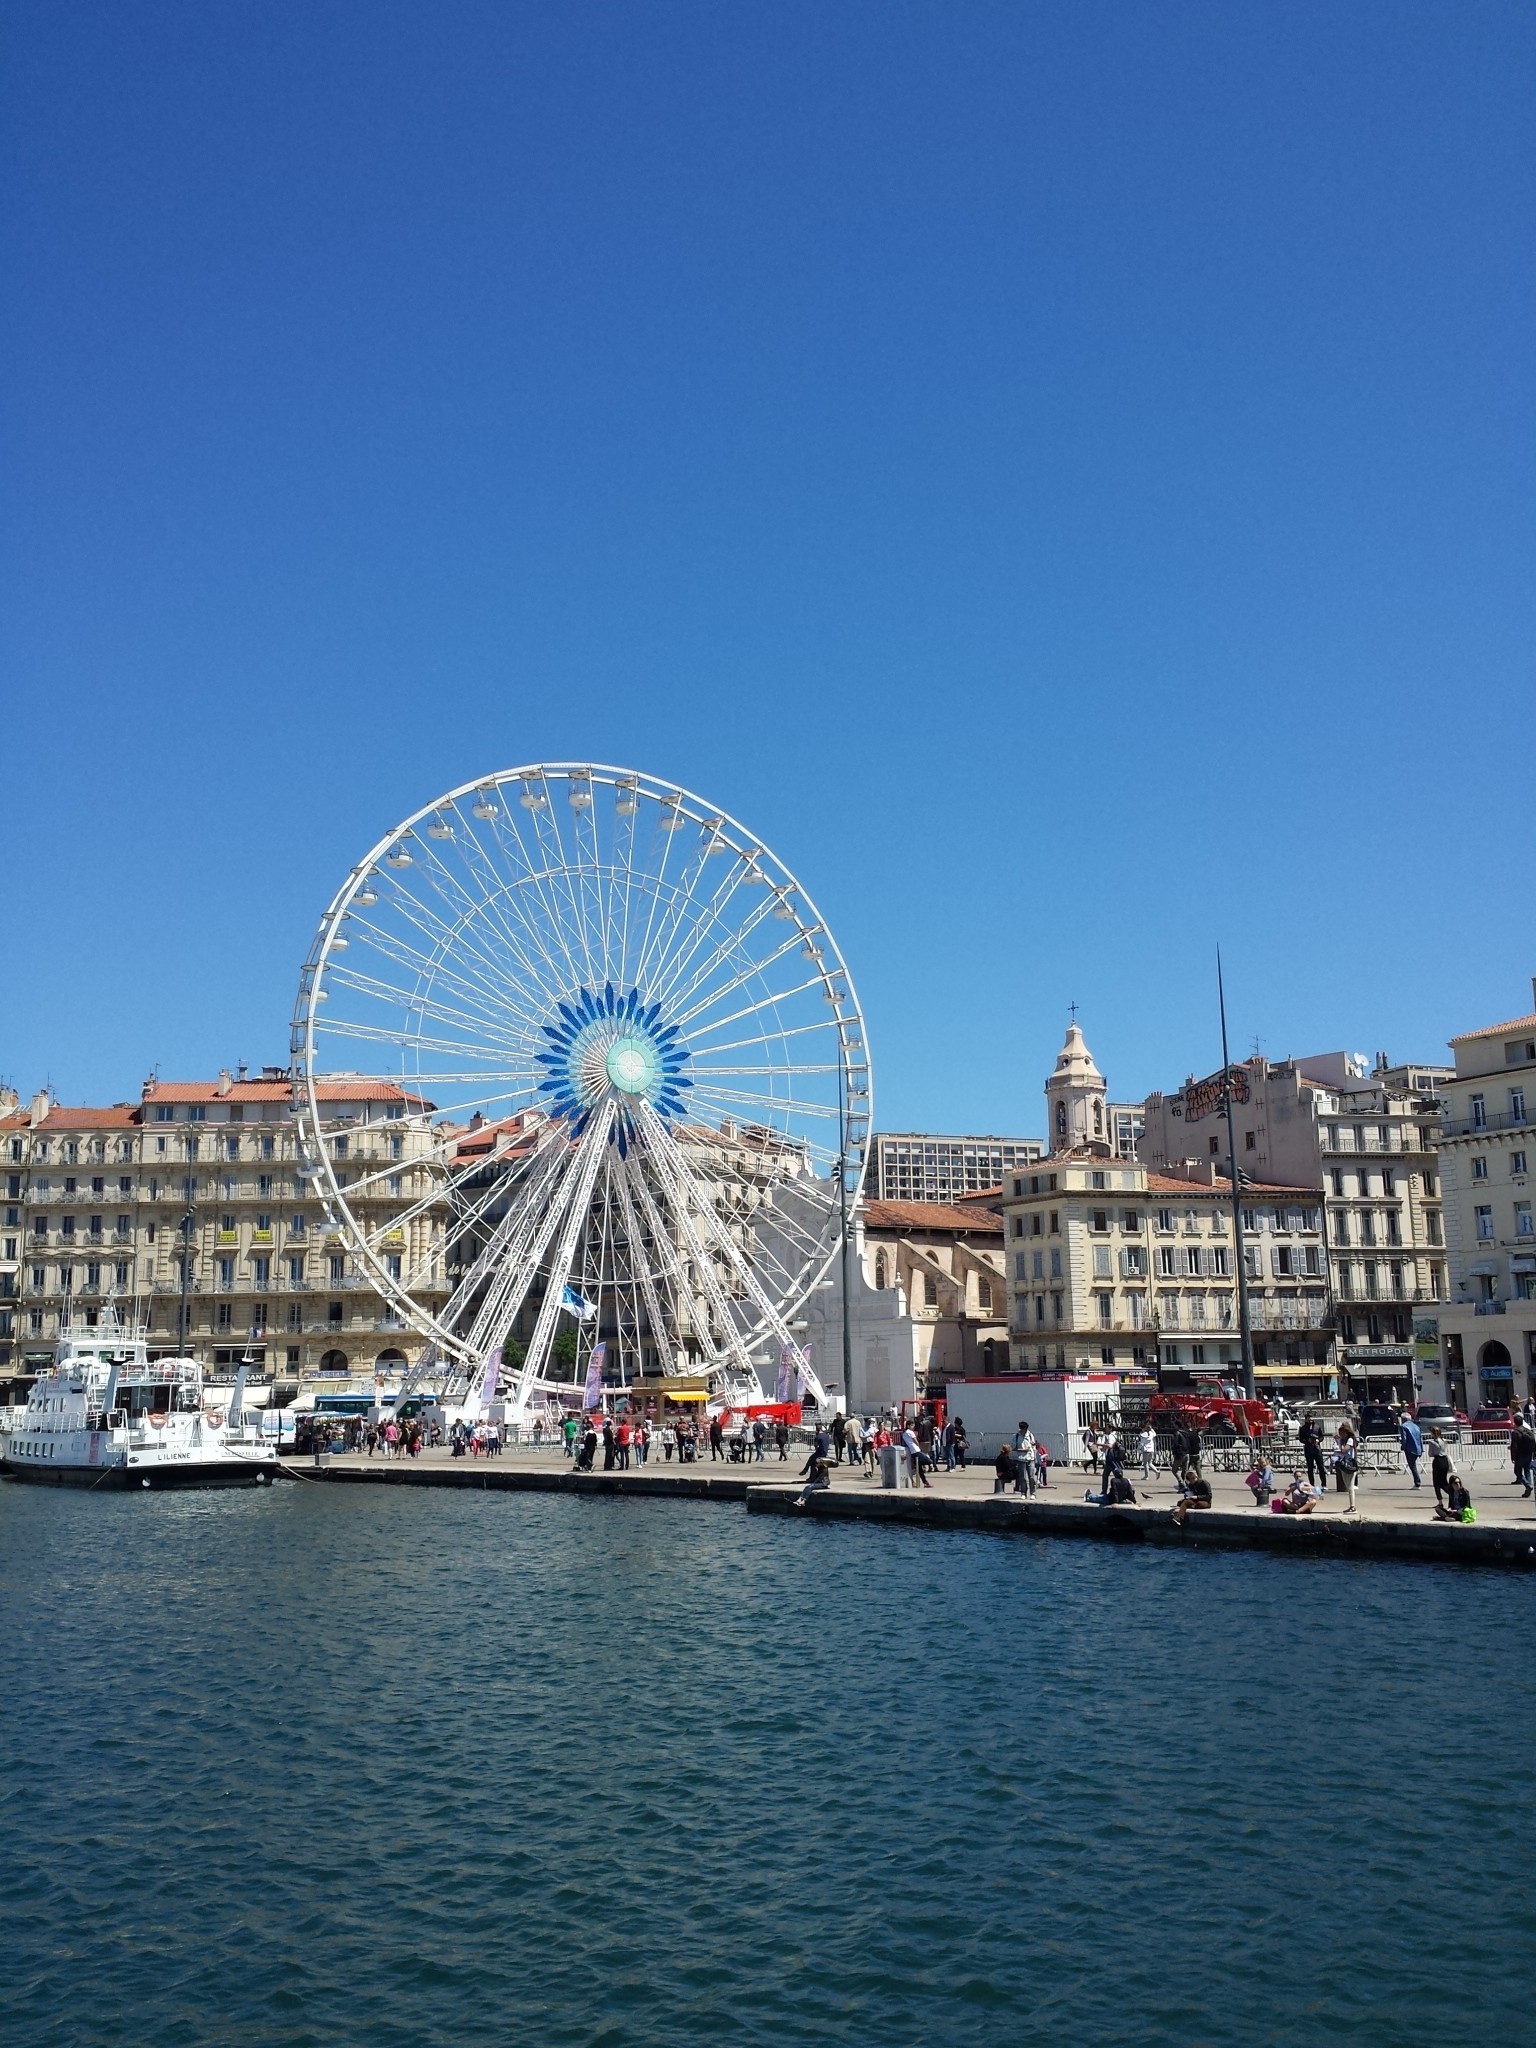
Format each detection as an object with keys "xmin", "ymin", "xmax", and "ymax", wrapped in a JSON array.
[{"xmin": 1, "ymin": 1312, "xmax": 280, "ymax": 1490}]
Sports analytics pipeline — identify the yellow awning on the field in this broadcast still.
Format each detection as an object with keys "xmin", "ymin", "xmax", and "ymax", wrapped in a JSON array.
[{"xmin": 1255, "ymin": 1365, "xmax": 1328, "ymax": 1379}]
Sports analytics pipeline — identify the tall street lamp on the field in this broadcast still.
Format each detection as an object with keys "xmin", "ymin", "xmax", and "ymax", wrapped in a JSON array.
[
  {"xmin": 837, "ymin": 1049, "xmax": 853, "ymax": 1416},
  {"xmin": 1218, "ymin": 952, "xmax": 1257, "ymax": 1401}
]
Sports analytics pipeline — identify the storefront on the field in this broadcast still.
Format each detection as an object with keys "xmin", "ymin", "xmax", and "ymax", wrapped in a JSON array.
[
  {"xmin": 1475, "ymin": 1338, "xmax": 1515, "ymax": 1412},
  {"xmin": 1341, "ymin": 1344, "xmax": 1413, "ymax": 1405}
]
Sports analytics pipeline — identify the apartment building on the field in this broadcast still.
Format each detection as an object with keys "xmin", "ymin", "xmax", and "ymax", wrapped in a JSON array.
[
  {"xmin": 0, "ymin": 1068, "xmax": 451, "ymax": 1400},
  {"xmin": 1140, "ymin": 1049, "xmax": 1449, "ymax": 1393},
  {"xmin": 1431, "ymin": 983, "xmax": 1536, "ymax": 1411},
  {"xmin": 869, "ymin": 1130, "xmax": 1043, "ymax": 1205}
]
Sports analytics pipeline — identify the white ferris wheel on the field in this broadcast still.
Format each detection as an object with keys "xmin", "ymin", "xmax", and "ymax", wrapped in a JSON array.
[{"xmin": 290, "ymin": 765, "xmax": 871, "ymax": 1417}]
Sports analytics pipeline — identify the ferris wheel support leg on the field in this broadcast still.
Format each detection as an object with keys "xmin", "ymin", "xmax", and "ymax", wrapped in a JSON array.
[
  {"xmin": 637, "ymin": 1104, "xmax": 831, "ymax": 1409},
  {"xmin": 508, "ymin": 1112, "xmax": 613, "ymax": 1418},
  {"xmin": 613, "ymin": 1156, "xmax": 681, "ymax": 1380}
]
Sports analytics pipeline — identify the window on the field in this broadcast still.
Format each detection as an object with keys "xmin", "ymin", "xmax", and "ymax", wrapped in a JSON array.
[
  {"xmin": 1360, "ymin": 1213, "xmax": 1376, "ymax": 1247},
  {"xmin": 1330, "ymin": 1170, "xmax": 1346, "ymax": 1198},
  {"xmin": 1212, "ymin": 1247, "xmax": 1229, "ymax": 1277},
  {"xmin": 333, "ymin": 1136, "xmax": 349, "ymax": 1161},
  {"xmin": 1472, "ymin": 1157, "xmax": 1488, "ymax": 1181},
  {"xmin": 1123, "ymin": 1209, "xmax": 1141, "ymax": 1232},
  {"xmin": 257, "ymin": 1176, "xmax": 272, "ymax": 1201},
  {"xmin": 1035, "ymin": 1295, "xmax": 1046, "ymax": 1327},
  {"xmin": 1158, "ymin": 1247, "xmax": 1179, "ymax": 1277},
  {"xmin": 1244, "ymin": 1130, "xmax": 1256, "ymax": 1151},
  {"xmin": 1517, "ymin": 1205, "xmax": 1534, "ymax": 1238},
  {"xmin": 1030, "ymin": 1250, "xmax": 1044, "ymax": 1280},
  {"xmin": 923, "ymin": 1276, "xmax": 937, "ymax": 1308},
  {"xmin": 387, "ymin": 1254, "xmax": 403, "ymax": 1283},
  {"xmin": 216, "ymin": 1303, "xmax": 233, "ymax": 1332},
  {"xmin": 1471, "ymin": 1094, "xmax": 1486, "ymax": 1129},
  {"xmin": 224, "ymin": 1137, "xmax": 239, "ymax": 1161},
  {"xmin": 329, "ymin": 1255, "xmax": 345, "ymax": 1284},
  {"xmin": 187, "ymin": 1106, "xmax": 206, "ymax": 1123},
  {"xmin": 1209, "ymin": 1135, "xmax": 1220, "ymax": 1156},
  {"xmin": 251, "ymin": 1256, "xmax": 269, "ymax": 1287},
  {"xmin": 1476, "ymin": 1205, "xmax": 1494, "ymax": 1241},
  {"xmin": 1332, "ymin": 1212, "xmax": 1350, "ymax": 1247},
  {"xmin": 1512, "ymin": 1152, "xmax": 1528, "ymax": 1178},
  {"xmin": 389, "ymin": 1135, "xmax": 403, "ymax": 1161},
  {"xmin": 218, "ymin": 1258, "xmax": 235, "ymax": 1289},
  {"xmin": 1090, "ymin": 1170, "xmax": 1106, "ymax": 1190},
  {"xmin": 154, "ymin": 1105, "xmax": 174, "ymax": 1123},
  {"xmin": 1051, "ymin": 1292, "xmax": 1062, "ymax": 1320},
  {"xmin": 875, "ymin": 1252, "xmax": 888, "ymax": 1289},
  {"xmin": 1512, "ymin": 1088, "xmax": 1527, "ymax": 1123},
  {"xmin": 1049, "ymin": 1249, "xmax": 1062, "ymax": 1279},
  {"xmin": 1090, "ymin": 1209, "xmax": 1109, "ymax": 1233},
  {"xmin": 1156, "ymin": 1208, "xmax": 1173, "ymax": 1233},
  {"xmin": 1382, "ymin": 1168, "xmax": 1396, "ymax": 1198},
  {"xmin": 1095, "ymin": 1293, "xmax": 1113, "ymax": 1327},
  {"xmin": 328, "ymin": 1300, "xmax": 344, "ymax": 1327},
  {"xmin": 1093, "ymin": 1246, "xmax": 1111, "ymax": 1279},
  {"xmin": 260, "ymin": 1135, "xmax": 274, "ymax": 1161}
]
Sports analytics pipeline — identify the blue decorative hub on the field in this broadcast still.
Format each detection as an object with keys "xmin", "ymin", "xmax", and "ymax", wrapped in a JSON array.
[{"xmin": 535, "ymin": 983, "xmax": 690, "ymax": 1150}]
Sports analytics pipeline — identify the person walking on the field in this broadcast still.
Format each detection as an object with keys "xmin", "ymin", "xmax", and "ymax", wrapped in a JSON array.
[
  {"xmin": 562, "ymin": 1413, "xmax": 577, "ymax": 1459},
  {"xmin": 1427, "ymin": 1425, "xmax": 1455, "ymax": 1508},
  {"xmin": 1398, "ymin": 1410, "xmax": 1424, "ymax": 1490},
  {"xmin": 601, "ymin": 1418, "xmax": 616, "ymax": 1471},
  {"xmin": 1137, "ymin": 1422, "xmax": 1157, "ymax": 1481},
  {"xmin": 952, "ymin": 1416, "xmax": 969, "ymax": 1469},
  {"xmin": 774, "ymin": 1418, "xmax": 789, "ymax": 1461},
  {"xmin": 1299, "ymin": 1411, "xmax": 1327, "ymax": 1492},
  {"xmin": 830, "ymin": 1412, "xmax": 847, "ymax": 1464},
  {"xmin": 709, "ymin": 1413, "xmax": 725, "ymax": 1462}
]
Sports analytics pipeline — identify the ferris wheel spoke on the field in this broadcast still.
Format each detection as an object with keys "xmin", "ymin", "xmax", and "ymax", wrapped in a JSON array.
[
  {"xmin": 685, "ymin": 1017, "xmax": 840, "ymax": 1059},
  {"xmin": 434, "ymin": 1135, "xmax": 573, "ymax": 1335},
  {"xmin": 474, "ymin": 787, "xmax": 591, "ymax": 999},
  {"xmin": 458, "ymin": 1120, "xmax": 601, "ymax": 1362},
  {"xmin": 342, "ymin": 901, "xmax": 544, "ymax": 1042},
  {"xmin": 613, "ymin": 1155, "xmax": 679, "ymax": 1376},
  {"xmin": 670, "ymin": 965, "xmax": 834, "ymax": 1040},
  {"xmin": 384, "ymin": 846, "xmax": 562, "ymax": 1022},
  {"xmin": 641, "ymin": 845, "xmax": 760, "ymax": 1008},
  {"xmin": 649, "ymin": 875, "xmax": 787, "ymax": 1018},
  {"xmin": 322, "ymin": 966, "xmax": 535, "ymax": 1060},
  {"xmin": 506, "ymin": 1109, "xmax": 614, "ymax": 1405}
]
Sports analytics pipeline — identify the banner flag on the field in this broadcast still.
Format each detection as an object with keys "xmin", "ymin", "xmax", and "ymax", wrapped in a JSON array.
[
  {"xmin": 795, "ymin": 1343, "xmax": 812, "ymax": 1405},
  {"xmin": 583, "ymin": 1341, "xmax": 606, "ymax": 1409},
  {"xmin": 776, "ymin": 1344, "xmax": 794, "ymax": 1404},
  {"xmin": 478, "ymin": 1347, "xmax": 500, "ymax": 1407}
]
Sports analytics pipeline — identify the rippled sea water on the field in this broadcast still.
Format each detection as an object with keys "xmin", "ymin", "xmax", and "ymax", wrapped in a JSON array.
[{"xmin": 2, "ymin": 1481, "xmax": 1531, "ymax": 2047}]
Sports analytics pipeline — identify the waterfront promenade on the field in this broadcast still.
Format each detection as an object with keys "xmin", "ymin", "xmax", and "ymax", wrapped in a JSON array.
[{"xmin": 295, "ymin": 1438, "xmax": 1536, "ymax": 1568}]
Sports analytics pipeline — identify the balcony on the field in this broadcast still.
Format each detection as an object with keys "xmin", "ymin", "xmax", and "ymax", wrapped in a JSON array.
[
  {"xmin": 1439, "ymin": 1108, "xmax": 1531, "ymax": 1139},
  {"xmin": 1474, "ymin": 1300, "xmax": 1507, "ymax": 1316}
]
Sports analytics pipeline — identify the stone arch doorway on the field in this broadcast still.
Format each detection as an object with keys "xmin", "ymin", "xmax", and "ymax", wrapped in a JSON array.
[
  {"xmin": 374, "ymin": 1348, "xmax": 407, "ymax": 1376},
  {"xmin": 319, "ymin": 1349, "xmax": 348, "ymax": 1375},
  {"xmin": 1477, "ymin": 1338, "xmax": 1514, "ymax": 1410}
]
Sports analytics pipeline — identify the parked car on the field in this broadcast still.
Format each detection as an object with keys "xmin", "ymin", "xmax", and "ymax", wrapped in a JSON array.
[
  {"xmin": 1470, "ymin": 1406, "xmax": 1517, "ymax": 1431},
  {"xmin": 1412, "ymin": 1402, "xmax": 1468, "ymax": 1440},
  {"xmin": 1357, "ymin": 1402, "xmax": 1401, "ymax": 1438}
]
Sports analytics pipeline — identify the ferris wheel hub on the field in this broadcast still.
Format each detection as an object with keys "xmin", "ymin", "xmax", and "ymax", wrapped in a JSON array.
[{"xmin": 605, "ymin": 1036, "xmax": 655, "ymax": 1096}]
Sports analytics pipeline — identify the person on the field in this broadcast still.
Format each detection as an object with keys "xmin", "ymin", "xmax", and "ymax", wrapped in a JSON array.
[
  {"xmin": 794, "ymin": 1453, "xmax": 831, "ymax": 1508},
  {"xmin": 1243, "ymin": 1456, "xmax": 1275, "ymax": 1508},
  {"xmin": 575, "ymin": 1422, "xmax": 597, "ymax": 1472},
  {"xmin": 562, "ymin": 1413, "xmax": 577, "ymax": 1459},
  {"xmin": 1171, "ymin": 1472, "xmax": 1213, "ymax": 1525},
  {"xmin": 774, "ymin": 1418, "xmax": 789, "ymax": 1461},
  {"xmin": 1299, "ymin": 1411, "xmax": 1326, "ymax": 1491},
  {"xmin": 992, "ymin": 1442, "xmax": 1015, "ymax": 1495},
  {"xmin": 831, "ymin": 1411, "xmax": 847, "ymax": 1464},
  {"xmin": 1510, "ymin": 1413, "xmax": 1536, "ymax": 1496},
  {"xmin": 660, "ymin": 1421, "xmax": 676, "ymax": 1462},
  {"xmin": 938, "ymin": 1416, "xmax": 955, "ymax": 1472},
  {"xmin": 1276, "ymin": 1474, "xmax": 1319, "ymax": 1515},
  {"xmin": 752, "ymin": 1417, "xmax": 767, "ymax": 1463},
  {"xmin": 1169, "ymin": 1422, "xmax": 1195, "ymax": 1488},
  {"xmin": 1081, "ymin": 1423, "xmax": 1100, "ymax": 1474},
  {"xmin": 1012, "ymin": 1422, "xmax": 1037, "ymax": 1497},
  {"xmin": 615, "ymin": 1417, "xmax": 631, "ymax": 1470},
  {"xmin": 1332, "ymin": 1424, "xmax": 1360, "ymax": 1513},
  {"xmin": 915, "ymin": 1410, "xmax": 936, "ymax": 1474},
  {"xmin": 1137, "ymin": 1423, "xmax": 1157, "ymax": 1481},
  {"xmin": 1399, "ymin": 1410, "xmax": 1424, "ymax": 1490},
  {"xmin": 633, "ymin": 1421, "xmax": 648, "ymax": 1466},
  {"xmin": 952, "ymin": 1416, "xmax": 969, "ymax": 1469},
  {"xmin": 709, "ymin": 1413, "xmax": 725, "ymax": 1462},
  {"xmin": 1427, "ymin": 1426, "xmax": 1455, "ymax": 1508},
  {"xmin": 601, "ymin": 1418, "xmax": 616, "ymax": 1472},
  {"xmin": 900, "ymin": 1421, "xmax": 932, "ymax": 1489},
  {"xmin": 844, "ymin": 1415, "xmax": 861, "ymax": 1468},
  {"xmin": 1036, "ymin": 1440, "xmax": 1051, "ymax": 1489},
  {"xmin": 1434, "ymin": 1473, "xmax": 1474, "ymax": 1523}
]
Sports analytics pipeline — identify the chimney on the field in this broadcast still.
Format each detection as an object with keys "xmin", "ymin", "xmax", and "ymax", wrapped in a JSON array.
[
  {"xmin": 29, "ymin": 1088, "xmax": 50, "ymax": 1127},
  {"xmin": 216, "ymin": 1068, "xmax": 233, "ymax": 1097}
]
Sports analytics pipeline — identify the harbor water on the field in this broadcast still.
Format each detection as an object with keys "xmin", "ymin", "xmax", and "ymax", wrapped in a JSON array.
[{"xmin": 1, "ymin": 1482, "xmax": 1531, "ymax": 2047}]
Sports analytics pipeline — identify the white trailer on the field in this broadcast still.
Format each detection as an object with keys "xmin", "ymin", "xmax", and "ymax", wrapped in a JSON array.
[{"xmin": 942, "ymin": 1373, "xmax": 1120, "ymax": 1466}]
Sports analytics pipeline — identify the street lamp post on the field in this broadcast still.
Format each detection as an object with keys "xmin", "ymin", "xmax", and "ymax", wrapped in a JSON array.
[
  {"xmin": 1218, "ymin": 952, "xmax": 1256, "ymax": 1401},
  {"xmin": 176, "ymin": 1177, "xmax": 197, "ymax": 1355},
  {"xmin": 837, "ymin": 1049, "xmax": 854, "ymax": 1417}
]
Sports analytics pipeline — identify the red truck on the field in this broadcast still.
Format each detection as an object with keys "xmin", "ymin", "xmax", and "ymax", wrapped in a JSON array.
[{"xmin": 1149, "ymin": 1378, "xmax": 1273, "ymax": 1436}]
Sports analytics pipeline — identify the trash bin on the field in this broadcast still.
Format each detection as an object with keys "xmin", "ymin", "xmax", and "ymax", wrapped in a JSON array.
[{"xmin": 878, "ymin": 1444, "xmax": 900, "ymax": 1490}]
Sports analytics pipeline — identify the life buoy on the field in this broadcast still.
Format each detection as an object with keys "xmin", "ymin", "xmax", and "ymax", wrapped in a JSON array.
[
  {"xmin": 148, "ymin": 1412, "xmax": 168, "ymax": 1430},
  {"xmin": 206, "ymin": 1410, "xmax": 225, "ymax": 1430}
]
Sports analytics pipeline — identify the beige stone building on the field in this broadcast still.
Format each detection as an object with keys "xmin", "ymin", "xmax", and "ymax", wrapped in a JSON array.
[
  {"xmin": 1430, "ymin": 983, "xmax": 1536, "ymax": 1411},
  {"xmin": 1002, "ymin": 1022, "xmax": 1328, "ymax": 1392},
  {"xmin": 798, "ymin": 1196, "xmax": 1006, "ymax": 1413},
  {"xmin": 0, "ymin": 1069, "xmax": 451, "ymax": 1400},
  {"xmin": 1140, "ymin": 1049, "xmax": 1449, "ymax": 1395}
]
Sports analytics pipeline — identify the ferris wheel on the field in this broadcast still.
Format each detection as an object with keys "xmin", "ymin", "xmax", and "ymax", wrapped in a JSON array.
[{"xmin": 289, "ymin": 765, "xmax": 871, "ymax": 1416}]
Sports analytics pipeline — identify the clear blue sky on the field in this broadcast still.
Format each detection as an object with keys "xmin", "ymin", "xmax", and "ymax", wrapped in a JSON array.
[{"xmin": 4, "ymin": 1, "xmax": 1532, "ymax": 1130}]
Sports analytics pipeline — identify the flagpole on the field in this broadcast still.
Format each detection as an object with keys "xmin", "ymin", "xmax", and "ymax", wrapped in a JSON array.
[{"xmin": 1218, "ymin": 950, "xmax": 1257, "ymax": 1401}]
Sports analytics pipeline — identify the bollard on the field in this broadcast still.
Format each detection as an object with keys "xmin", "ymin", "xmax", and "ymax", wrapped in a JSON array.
[{"xmin": 878, "ymin": 1444, "xmax": 899, "ymax": 1490}]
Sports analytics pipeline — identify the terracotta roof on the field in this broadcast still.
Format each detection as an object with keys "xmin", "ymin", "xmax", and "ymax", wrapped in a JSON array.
[
  {"xmin": 862, "ymin": 1199, "xmax": 1002, "ymax": 1235},
  {"xmin": 33, "ymin": 1104, "xmax": 140, "ymax": 1129},
  {"xmin": 141, "ymin": 1077, "xmax": 431, "ymax": 1109},
  {"xmin": 1448, "ymin": 1012, "xmax": 1536, "ymax": 1046},
  {"xmin": 1145, "ymin": 1172, "xmax": 1318, "ymax": 1198}
]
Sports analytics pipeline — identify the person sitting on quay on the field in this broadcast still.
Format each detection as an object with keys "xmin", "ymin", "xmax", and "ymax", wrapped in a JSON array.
[
  {"xmin": 1274, "ymin": 1474, "xmax": 1319, "ymax": 1515},
  {"xmin": 794, "ymin": 1453, "xmax": 831, "ymax": 1508},
  {"xmin": 992, "ymin": 1441, "xmax": 1015, "ymax": 1495},
  {"xmin": 1084, "ymin": 1441, "xmax": 1137, "ymax": 1506},
  {"xmin": 1171, "ymin": 1471, "xmax": 1214, "ymax": 1525},
  {"xmin": 1243, "ymin": 1455, "xmax": 1275, "ymax": 1508},
  {"xmin": 1434, "ymin": 1473, "xmax": 1475, "ymax": 1524}
]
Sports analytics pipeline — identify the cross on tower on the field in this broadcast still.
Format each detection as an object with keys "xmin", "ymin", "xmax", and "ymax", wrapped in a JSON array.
[{"xmin": 1067, "ymin": 1000, "xmax": 1079, "ymax": 1022}]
